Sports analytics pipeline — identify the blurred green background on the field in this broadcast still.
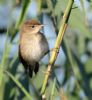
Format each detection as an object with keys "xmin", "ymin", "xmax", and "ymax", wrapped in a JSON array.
[{"xmin": 0, "ymin": 0, "xmax": 92, "ymax": 100}]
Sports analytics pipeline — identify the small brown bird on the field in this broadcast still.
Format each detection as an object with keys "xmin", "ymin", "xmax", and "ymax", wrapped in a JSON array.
[{"xmin": 19, "ymin": 20, "xmax": 49, "ymax": 78}]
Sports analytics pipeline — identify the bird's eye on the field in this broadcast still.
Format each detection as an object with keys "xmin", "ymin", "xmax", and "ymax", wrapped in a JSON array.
[{"xmin": 31, "ymin": 25, "xmax": 35, "ymax": 28}]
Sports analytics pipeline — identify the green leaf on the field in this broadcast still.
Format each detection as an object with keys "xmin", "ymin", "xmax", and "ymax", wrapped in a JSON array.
[
  {"xmin": 5, "ymin": 71, "xmax": 32, "ymax": 100},
  {"xmin": 0, "ymin": 69, "xmax": 3, "ymax": 86},
  {"xmin": 69, "ymin": 8, "xmax": 91, "ymax": 38},
  {"xmin": 85, "ymin": 58, "xmax": 92, "ymax": 73}
]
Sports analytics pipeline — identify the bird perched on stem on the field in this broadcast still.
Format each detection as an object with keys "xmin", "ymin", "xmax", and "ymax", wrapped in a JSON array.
[{"xmin": 19, "ymin": 20, "xmax": 49, "ymax": 78}]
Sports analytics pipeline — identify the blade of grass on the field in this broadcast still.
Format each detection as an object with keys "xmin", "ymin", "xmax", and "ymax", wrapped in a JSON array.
[
  {"xmin": 11, "ymin": 0, "xmax": 31, "ymax": 41},
  {"xmin": 15, "ymin": 0, "xmax": 31, "ymax": 29},
  {"xmin": 50, "ymin": 78, "xmax": 56, "ymax": 100},
  {"xmin": 4, "ymin": 70, "xmax": 32, "ymax": 100},
  {"xmin": 0, "ymin": 29, "xmax": 9, "ymax": 86},
  {"xmin": 71, "ymin": 50, "xmax": 92, "ymax": 99},
  {"xmin": 37, "ymin": 0, "xmax": 42, "ymax": 14}
]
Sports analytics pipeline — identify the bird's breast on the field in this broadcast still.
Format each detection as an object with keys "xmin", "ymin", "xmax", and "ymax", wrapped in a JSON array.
[{"xmin": 20, "ymin": 33, "xmax": 48, "ymax": 63}]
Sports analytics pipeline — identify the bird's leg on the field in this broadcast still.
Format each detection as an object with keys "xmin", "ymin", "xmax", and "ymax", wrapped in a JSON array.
[
  {"xmin": 45, "ymin": 47, "xmax": 59, "ymax": 55},
  {"xmin": 42, "ymin": 48, "xmax": 59, "ymax": 75},
  {"xmin": 50, "ymin": 47, "xmax": 59, "ymax": 53}
]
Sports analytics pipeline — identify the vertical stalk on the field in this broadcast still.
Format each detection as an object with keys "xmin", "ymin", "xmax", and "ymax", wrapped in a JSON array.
[
  {"xmin": 41, "ymin": 0, "xmax": 74, "ymax": 96},
  {"xmin": 11, "ymin": 0, "xmax": 31, "ymax": 41},
  {"xmin": 50, "ymin": 78, "xmax": 56, "ymax": 100}
]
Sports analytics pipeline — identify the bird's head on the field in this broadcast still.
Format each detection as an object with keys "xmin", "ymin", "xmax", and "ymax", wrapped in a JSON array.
[{"xmin": 21, "ymin": 20, "xmax": 44, "ymax": 34}]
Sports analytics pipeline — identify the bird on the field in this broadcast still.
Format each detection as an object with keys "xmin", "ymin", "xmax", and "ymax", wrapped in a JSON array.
[{"xmin": 19, "ymin": 20, "xmax": 49, "ymax": 78}]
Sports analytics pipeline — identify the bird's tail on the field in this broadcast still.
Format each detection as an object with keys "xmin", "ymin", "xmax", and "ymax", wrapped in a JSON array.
[{"xmin": 28, "ymin": 62, "xmax": 39, "ymax": 78}]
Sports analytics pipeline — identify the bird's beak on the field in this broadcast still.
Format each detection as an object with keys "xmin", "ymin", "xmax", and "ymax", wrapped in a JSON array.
[{"xmin": 41, "ymin": 25, "xmax": 44, "ymax": 27}]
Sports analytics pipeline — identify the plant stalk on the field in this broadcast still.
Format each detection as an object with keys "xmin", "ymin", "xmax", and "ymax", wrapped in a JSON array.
[{"xmin": 41, "ymin": 0, "xmax": 74, "ymax": 96}]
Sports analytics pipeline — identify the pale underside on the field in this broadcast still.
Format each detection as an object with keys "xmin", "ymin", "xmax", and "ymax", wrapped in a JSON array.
[{"xmin": 20, "ymin": 32, "xmax": 49, "ymax": 66}]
